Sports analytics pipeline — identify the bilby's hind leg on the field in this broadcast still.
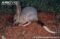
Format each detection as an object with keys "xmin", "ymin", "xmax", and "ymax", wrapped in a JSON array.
[
  {"xmin": 18, "ymin": 21, "xmax": 31, "ymax": 26},
  {"xmin": 22, "ymin": 21, "xmax": 31, "ymax": 26}
]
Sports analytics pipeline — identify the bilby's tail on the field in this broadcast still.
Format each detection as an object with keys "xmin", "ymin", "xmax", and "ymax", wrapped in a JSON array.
[
  {"xmin": 43, "ymin": 26, "xmax": 56, "ymax": 33},
  {"xmin": 37, "ymin": 20, "xmax": 57, "ymax": 34}
]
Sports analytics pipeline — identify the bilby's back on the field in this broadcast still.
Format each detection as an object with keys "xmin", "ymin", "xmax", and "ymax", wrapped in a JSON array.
[{"xmin": 21, "ymin": 7, "xmax": 38, "ymax": 21}]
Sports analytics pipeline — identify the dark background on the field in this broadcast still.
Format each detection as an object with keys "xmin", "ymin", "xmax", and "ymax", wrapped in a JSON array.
[{"xmin": 0, "ymin": 0, "xmax": 60, "ymax": 13}]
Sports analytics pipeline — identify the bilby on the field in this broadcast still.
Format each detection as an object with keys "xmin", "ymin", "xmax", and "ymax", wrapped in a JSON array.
[{"xmin": 14, "ymin": 2, "xmax": 57, "ymax": 34}]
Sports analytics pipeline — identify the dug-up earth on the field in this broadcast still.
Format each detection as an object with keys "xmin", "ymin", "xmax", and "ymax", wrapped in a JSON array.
[{"xmin": 0, "ymin": 12, "xmax": 60, "ymax": 39}]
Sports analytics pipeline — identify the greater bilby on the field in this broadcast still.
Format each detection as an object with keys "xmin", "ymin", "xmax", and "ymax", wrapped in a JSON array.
[{"xmin": 13, "ymin": 1, "xmax": 57, "ymax": 34}]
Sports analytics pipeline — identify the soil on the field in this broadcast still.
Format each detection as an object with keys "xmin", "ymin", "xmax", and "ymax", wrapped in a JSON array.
[{"xmin": 0, "ymin": 12, "xmax": 60, "ymax": 39}]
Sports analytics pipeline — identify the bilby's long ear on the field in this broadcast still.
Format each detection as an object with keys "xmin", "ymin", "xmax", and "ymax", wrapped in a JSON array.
[{"xmin": 15, "ymin": 1, "xmax": 21, "ymax": 16}]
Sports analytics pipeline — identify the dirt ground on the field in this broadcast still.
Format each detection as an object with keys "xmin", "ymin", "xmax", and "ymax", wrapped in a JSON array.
[{"xmin": 0, "ymin": 12, "xmax": 60, "ymax": 39}]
